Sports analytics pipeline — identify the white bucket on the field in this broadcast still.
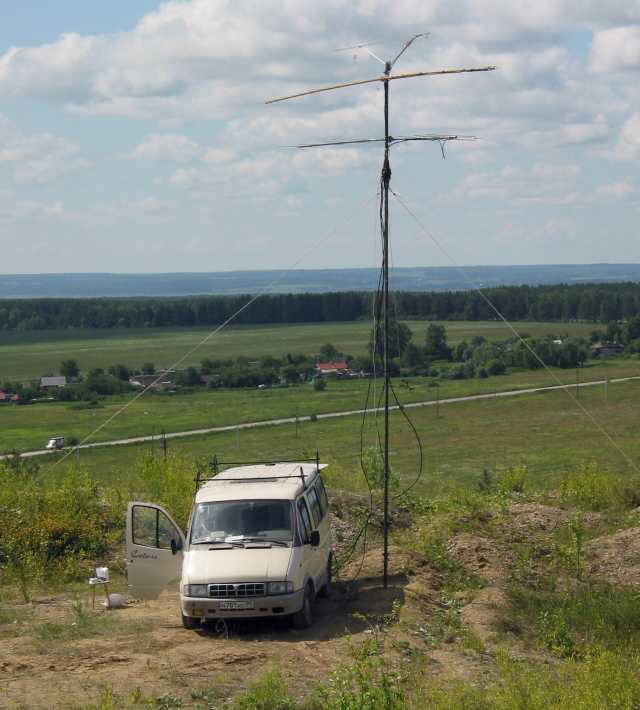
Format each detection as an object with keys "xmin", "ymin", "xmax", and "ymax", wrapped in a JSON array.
[{"xmin": 105, "ymin": 593, "xmax": 126, "ymax": 609}]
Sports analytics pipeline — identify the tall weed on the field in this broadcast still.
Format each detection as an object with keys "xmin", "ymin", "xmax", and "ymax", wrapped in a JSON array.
[
  {"xmin": 423, "ymin": 648, "xmax": 640, "ymax": 709},
  {"xmin": 559, "ymin": 462, "xmax": 639, "ymax": 511},
  {"xmin": 313, "ymin": 638, "xmax": 406, "ymax": 710}
]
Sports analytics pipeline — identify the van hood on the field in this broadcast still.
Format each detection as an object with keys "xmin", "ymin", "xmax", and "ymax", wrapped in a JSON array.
[{"xmin": 184, "ymin": 546, "xmax": 293, "ymax": 584}]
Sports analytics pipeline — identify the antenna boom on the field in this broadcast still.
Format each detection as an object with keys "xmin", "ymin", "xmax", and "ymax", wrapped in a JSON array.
[{"xmin": 265, "ymin": 65, "xmax": 496, "ymax": 104}]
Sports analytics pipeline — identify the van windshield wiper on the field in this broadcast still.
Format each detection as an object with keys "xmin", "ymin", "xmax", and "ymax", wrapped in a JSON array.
[
  {"xmin": 243, "ymin": 537, "xmax": 290, "ymax": 547},
  {"xmin": 191, "ymin": 538, "xmax": 245, "ymax": 547}
]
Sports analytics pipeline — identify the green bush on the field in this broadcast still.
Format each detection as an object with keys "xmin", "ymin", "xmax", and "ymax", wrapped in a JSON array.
[
  {"xmin": 497, "ymin": 464, "xmax": 526, "ymax": 495},
  {"xmin": 424, "ymin": 648, "xmax": 640, "ymax": 709},
  {"xmin": 559, "ymin": 462, "xmax": 637, "ymax": 511},
  {"xmin": 0, "ymin": 462, "xmax": 119, "ymax": 600},
  {"xmin": 510, "ymin": 583, "xmax": 640, "ymax": 653},
  {"xmin": 314, "ymin": 639, "xmax": 406, "ymax": 710},
  {"xmin": 135, "ymin": 453, "xmax": 196, "ymax": 530},
  {"xmin": 235, "ymin": 670, "xmax": 298, "ymax": 710}
]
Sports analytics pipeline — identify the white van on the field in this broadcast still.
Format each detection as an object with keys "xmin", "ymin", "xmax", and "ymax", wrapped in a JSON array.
[
  {"xmin": 45, "ymin": 436, "xmax": 65, "ymax": 450},
  {"xmin": 125, "ymin": 461, "xmax": 333, "ymax": 630}
]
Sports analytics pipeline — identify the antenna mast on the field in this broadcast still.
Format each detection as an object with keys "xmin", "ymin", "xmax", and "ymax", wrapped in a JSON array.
[{"xmin": 267, "ymin": 37, "xmax": 495, "ymax": 588}]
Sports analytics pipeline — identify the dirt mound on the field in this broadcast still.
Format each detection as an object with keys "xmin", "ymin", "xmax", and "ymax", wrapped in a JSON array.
[
  {"xmin": 508, "ymin": 503, "xmax": 570, "ymax": 534},
  {"xmin": 507, "ymin": 503, "xmax": 602, "ymax": 540},
  {"xmin": 459, "ymin": 586, "xmax": 507, "ymax": 643},
  {"xmin": 586, "ymin": 526, "xmax": 640, "ymax": 587},
  {"xmin": 447, "ymin": 533, "xmax": 510, "ymax": 583}
]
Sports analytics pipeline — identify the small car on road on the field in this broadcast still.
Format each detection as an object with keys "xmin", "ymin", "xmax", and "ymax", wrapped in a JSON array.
[{"xmin": 45, "ymin": 436, "xmax": 65, "ymax": 450}]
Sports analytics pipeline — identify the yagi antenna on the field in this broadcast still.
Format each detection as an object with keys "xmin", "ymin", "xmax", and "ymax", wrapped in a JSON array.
[
  {"xmin": 266, "ymin": 36, "xmax": 495, "ymax": 590},
  {"xmin": 294, "ymin": 134, "xmax": 477, "ymax": 149},
  {"xmin": 334, "ymin": 40, "xmax": 386, "ymax": 65}
]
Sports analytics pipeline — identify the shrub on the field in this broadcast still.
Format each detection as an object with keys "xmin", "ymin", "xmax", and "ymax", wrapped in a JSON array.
[
  {"xmin": 235, "ymin": 669, "xmax": 298, "ymax": 710},
  {"xmin": 315, "ymin": 639, "xmax": 406, "ymax": 710},
  {"xmin": 424, "ymin": 648, "xmax": 640, "ymax": 709},
  {"xmin": 498, "ymin": 464, "xmax": 526, "ymax": 495},
  {"xmin": 559, "ymin": 462, "xmax": 635, "ymax": 511},
  {"xmin": 0, "ymin": 463, "xmax": 119, "ymax": 599}
]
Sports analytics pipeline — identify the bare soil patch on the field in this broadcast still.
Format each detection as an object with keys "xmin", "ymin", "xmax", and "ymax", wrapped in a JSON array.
[{"xmin": 586, "ymin": 526, "xmax": 640, "ymax": 587}]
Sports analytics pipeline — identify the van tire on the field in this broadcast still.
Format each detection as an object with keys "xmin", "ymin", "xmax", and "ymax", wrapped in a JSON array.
[
  {"xmin": 291, "ymin": 584, "xmax": 313, "ymax": 629},
  {"xmin": 181, "ymin": 613, "xmax": 201, "ymax": 630},
  {"xmin": 317, "ymin": 554, "xmax": 333, "ymax": 599}
]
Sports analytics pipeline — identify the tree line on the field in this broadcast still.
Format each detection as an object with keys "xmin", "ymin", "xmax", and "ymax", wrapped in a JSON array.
[{"xmin": 2, "ymin": 282, "xmax": 640, "ymax": 331}]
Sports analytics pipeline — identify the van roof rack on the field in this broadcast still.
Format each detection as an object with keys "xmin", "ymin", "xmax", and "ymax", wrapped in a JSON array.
[{"xmin": 194, "ymin": 451, "xmax": 321, "ymax": 493}]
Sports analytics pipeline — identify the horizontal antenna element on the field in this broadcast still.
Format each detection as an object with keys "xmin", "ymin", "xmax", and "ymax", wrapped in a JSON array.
[
  {"xmin": 265, "ymin": 66, "xmax": 496, "ymax": 104},
  {"xmin": 294, "ymin": 134, "xmax": 477, "ymax": 149}
]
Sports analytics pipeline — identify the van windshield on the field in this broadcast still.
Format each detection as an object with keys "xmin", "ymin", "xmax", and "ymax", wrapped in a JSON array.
[{"xmin": 190, "ymin": 500, "xmax": 293, "ymax": 544}]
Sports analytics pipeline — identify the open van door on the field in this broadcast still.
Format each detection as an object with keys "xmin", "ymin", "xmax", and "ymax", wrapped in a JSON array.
[{"xmin": 126, "ymin": 502, "xmax": 185, "ymax": 600}]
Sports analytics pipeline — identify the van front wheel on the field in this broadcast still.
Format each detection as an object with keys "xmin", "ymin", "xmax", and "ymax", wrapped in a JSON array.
[
  {"xmin": 292, "ymin": 584, "xmax": 313, "ymax": 629},
  {"xmin": 181, "ymin": 613, "xmax": 201, "ymax": 630}
]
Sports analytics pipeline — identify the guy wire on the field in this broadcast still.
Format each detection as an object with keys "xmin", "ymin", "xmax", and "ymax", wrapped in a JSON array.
[
  {"xmin": 391, "ymin": 187, "xmax": 640, "ymax": 477},
  {"xmin": 48, "ymin": 193, "xmax": 374, "ymax": 472}
]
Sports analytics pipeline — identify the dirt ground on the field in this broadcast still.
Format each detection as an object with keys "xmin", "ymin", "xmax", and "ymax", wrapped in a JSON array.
[
  {"xmin": 2, "ymin": 504, "xmax": 637, "ymax": 708},
  {"xmin": 0, "ymin": 541, "xmax": 487, "ymax": 709}
]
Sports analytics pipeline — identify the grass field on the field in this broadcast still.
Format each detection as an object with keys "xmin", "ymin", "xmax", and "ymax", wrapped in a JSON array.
[
  {"xmin": 37, "ymin": 374, "xmax": 640, "ymax": 499},
  {"xmin": 2, "ymin": 358, "xmax": 638, "ymax": 453},
  {"xmin": 0, "ymin": 319, "xmax": 597, "ymax": 381}
]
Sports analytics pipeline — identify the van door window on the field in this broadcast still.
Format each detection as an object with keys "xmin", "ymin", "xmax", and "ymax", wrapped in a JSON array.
[
  {"xmin": 307, "ymin": 487, "xmax": 322, "ymax": 527},
  {"xmin": 297, "ymin": 498, "xmax": 312, "ymax": 543},
  {"xmin": 133, "ymin": 505, "xmax": 179, "ymax": 550},
  {"xmin": 316, "ymin": 476, "xmax": 329, "ymax": 516}
]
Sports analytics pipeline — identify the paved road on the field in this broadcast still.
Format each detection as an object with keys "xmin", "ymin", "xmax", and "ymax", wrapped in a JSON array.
[{"xmin": 4, "ymin": 375, "xmax": 639, "ymax": 460}]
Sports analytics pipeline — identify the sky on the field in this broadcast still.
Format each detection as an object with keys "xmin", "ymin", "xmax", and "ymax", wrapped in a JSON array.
[{"xmin": 0, "ymin": 0, "xmax": 639, "ymax": 274}]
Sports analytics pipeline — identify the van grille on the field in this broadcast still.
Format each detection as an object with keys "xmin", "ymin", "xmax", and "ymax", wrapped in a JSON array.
[{"xmin": 208, "ymin": 583, "xmax": 266, "ymax": 598}]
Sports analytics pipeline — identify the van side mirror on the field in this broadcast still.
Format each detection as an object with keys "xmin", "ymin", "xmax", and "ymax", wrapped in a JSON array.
[
  {"xmin": 310, "ymin": 530, "xmax": 320, "ymax": 547},
  {"xmin": 170, "ymin": 538, "xmax": 182, "ymax": 555}
]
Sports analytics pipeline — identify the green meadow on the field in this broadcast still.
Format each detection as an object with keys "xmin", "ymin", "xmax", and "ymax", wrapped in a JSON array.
[
  {"xmin": 0, "ymin": 319, "xmax": 596, "ymax": 381},
  {"xmin": 2, "ymin": 358, "xmax": 638, "ymax": 454},
  {"xmin": 37, "ymin": 373, "xmax": 640, "ymax": 498}
]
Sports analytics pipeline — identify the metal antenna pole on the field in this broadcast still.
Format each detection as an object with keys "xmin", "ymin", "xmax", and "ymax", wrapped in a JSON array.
[
  {"xmin": 265, "ymin": 41, "xmax": 495, "ymax": 591},
  {"xmin": 382, "ymin": 61, "xmax": 391, "ymax": 589}
]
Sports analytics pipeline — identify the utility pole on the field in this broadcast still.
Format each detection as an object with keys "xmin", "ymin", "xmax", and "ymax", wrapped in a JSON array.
[{"xmin": 267, "ymin": 37, "xmax": 494, "ymax": 589}]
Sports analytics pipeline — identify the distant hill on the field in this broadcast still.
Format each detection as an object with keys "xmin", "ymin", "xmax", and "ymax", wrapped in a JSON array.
[{"xmin": 1, "ymin": 264, "xmax": 640, "ymax": 299}]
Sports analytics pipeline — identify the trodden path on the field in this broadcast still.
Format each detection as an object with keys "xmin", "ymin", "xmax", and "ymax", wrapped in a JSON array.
[{"xmin": 3, "ymin": 376, "xmax": 638, "ymax": 461}]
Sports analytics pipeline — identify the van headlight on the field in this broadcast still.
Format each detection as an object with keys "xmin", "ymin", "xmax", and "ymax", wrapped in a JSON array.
[
  {"xmin": 187, "ymin": 584, "xmax": 208, "ymax": 598},
  {"xmin": 268, "ymin": 581, "xmax": 293, "ymax": 595}
]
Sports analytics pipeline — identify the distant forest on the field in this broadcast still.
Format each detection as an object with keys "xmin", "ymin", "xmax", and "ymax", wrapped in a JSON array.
[{"xmin": 1, "ymin": 282, "xmax": 640, "ymax": 331}]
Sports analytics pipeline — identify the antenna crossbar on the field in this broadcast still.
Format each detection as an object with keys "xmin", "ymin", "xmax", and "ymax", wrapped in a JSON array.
[
  {"xmin": 265, "ymin": 66, "xmax": 496, "ymax": 104},
  {"xmin": 294, "ymin": 134, "xmax": 476, "ymax": 148}
]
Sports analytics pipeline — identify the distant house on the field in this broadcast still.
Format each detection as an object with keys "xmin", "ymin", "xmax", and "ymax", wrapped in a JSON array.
[
  {"xmin": 315, "ymin": 359, "xmax": 349, "ymax": 375},
  {"xmin": 0, "ymin": 391, "xmax": 20, "ymax": 403},
  {"xmin": 40, "ymin": 376, "xmax": 67, "ymax": 389},
  {"xmin": 591, "ymin": 341, "xmax": 624, "ymax": 358},
  {"xmin": 128, "ymin": 372, "xmax": 175, "ymax": 391}
]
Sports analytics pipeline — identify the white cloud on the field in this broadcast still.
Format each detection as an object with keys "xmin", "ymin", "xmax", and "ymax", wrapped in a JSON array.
[
  {"xmin": 596, "ymin": 180, "xmax": 634, "ymax": 199},
  {"xmin": 131, "ymin": 133, "xmax": 200, "ymax": 162},
  {"xmin": 0, "ymin": 195, "xmax": 72, "ymax": 222},
  {"xmin": 613, "ymin": 113, "xmax": 640, "ymax": 160},
  {"xmin": 591, "ymin": 26, "xmax": 640, "ymax": 73},
  {"xmin": 0, "ymin": 116, "xmax": 88, "ymax": 184},
  {"xmin": 92, "ymin": 196, "xmax": 172, "ymax": 220},
  {"xmin": 459, "ymin": 162, "xmax": 580, "ymax": 205}
]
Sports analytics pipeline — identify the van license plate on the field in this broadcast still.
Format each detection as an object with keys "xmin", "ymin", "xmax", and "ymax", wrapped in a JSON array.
[{"xmin": 220, "ymin": 600, "xmax": 255, "ymax": 610}]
